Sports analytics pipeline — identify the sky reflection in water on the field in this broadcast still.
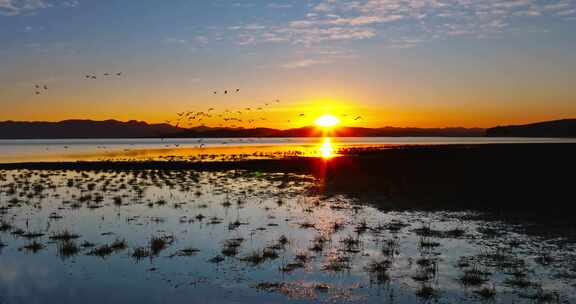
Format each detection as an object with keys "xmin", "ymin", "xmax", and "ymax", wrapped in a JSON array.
[{"xmin": 0, "ymin": 170, "xmax": 575, "ymax": 303}]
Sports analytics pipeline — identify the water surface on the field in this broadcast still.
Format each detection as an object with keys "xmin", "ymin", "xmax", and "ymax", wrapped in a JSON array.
[
  {"xmin": 0, "ymin": 169, "xmax": 574, "ymax": 303},
  {"xmin": 1, "ymin": 137, "xmax": 575, "ymax": 163}
]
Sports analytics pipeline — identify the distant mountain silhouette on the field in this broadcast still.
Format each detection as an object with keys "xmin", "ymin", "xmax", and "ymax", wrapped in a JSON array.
[
  {"xmin": 0, "ymin": 119, "xmax": 485, "ymax": 139},
  {"xmin": 0, "ymin": 120, "xmax": 182, "ymax": 139},
  {"xmin": 174, "ymin": 126, "xmax": 485, "ymax": 138},
  {"xmin": 486, "ymin": 119, "xmax": 576, "ymax": 137}
]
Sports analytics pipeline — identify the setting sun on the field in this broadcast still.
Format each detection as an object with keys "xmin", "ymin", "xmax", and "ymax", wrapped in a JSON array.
[{"xmin": 315, "ymin": 114, "xmax": 340, "ymax": 128}]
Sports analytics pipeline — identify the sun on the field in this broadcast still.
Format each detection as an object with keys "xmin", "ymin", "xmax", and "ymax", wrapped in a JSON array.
[{"xmin": 315, "ymin": 114, "xmax": 340, "ymax": 128}]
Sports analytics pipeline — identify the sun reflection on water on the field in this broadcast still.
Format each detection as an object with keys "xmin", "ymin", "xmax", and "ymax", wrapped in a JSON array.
[{"xmin": 319, "ymin": 137, "xmax": 335, "ymax": 159}]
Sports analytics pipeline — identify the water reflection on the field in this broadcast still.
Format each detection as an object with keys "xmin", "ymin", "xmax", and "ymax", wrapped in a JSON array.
[
  {"xmin": 0, "ymin": 170, "xmax": 575, "ymax": 303},
  {"xmin": 318, "ymin": 137, "xmax": 335, "ymax": 159},
  {"xmin": 3, "ymin": 137, "xmax": 576, "ymax": 163}
]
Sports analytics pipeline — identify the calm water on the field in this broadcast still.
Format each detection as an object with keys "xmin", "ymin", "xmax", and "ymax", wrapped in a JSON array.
[
  {"xmin": 1, "ymin": 137, "xmax": 575, "ymax": 163},
  {"xmin": 0, "ymin": 170, "xmax": 575, "ymax": 303}
]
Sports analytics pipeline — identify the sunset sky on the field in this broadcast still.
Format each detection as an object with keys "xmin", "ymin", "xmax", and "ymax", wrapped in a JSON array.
[{"xmin": 1, "ymin": 0, "xmax": 575, "ymax": 128}]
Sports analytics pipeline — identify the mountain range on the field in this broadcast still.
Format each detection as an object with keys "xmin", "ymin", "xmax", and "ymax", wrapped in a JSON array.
[
  {"xmin": 486, "ymin": 119, "xmax": 576, "ymax": 138},
  {"xmin": 0, "ymin": 118, "xmax": 574, "ymax": 139}
]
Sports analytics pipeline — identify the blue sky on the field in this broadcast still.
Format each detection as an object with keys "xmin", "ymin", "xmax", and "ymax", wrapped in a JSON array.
[{"xmin": 1, "ymin": 0, "xmax": 575, "ymax": 127}]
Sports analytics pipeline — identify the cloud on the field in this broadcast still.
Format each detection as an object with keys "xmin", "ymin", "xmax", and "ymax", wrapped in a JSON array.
[
  {"xmin": 280, "ymin": 58, "xmax": 331, "ymax": 69},
  {"xmin": 0, "ymin": 0, "xmax": 50, "ymax": 16},
  {"xmin": 268, "ymin": 3, "xmax": 293, "ymax": 9},
  {"xmin": 225, "ymin": 0, "xmax": 576, "ymax": 49}
]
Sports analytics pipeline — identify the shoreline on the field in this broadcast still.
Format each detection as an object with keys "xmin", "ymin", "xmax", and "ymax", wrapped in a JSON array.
[
  {"xmin": 2, "ymin": 143, "xmax": 574, "ymax": 215},
  {"xmin": 2, "ymin": 143, "xmax": 576, "ymax": 239}
]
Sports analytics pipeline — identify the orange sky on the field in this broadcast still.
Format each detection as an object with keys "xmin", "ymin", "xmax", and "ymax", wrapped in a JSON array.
[{"xmin": 1, "ymin": 0, "xmax": 575, "ymax": 129}]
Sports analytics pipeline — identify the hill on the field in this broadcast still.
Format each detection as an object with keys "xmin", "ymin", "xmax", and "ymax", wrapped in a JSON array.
[
  {"xmin": 0, "ymin": 120, "xmax": 183, "ymax": 139},
  {"xmin": 486, "ymin": 119, "xmax": 576, "ymax": 137},
  {"xmin": 0, "ymin": 120, "xmax": 485, "ymax": 139}
]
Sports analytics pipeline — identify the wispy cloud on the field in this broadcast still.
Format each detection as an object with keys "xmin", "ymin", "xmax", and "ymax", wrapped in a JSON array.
[
  {"xmin": 0, "ymin": 0, "xmax": 50, "ymax": 16},
  {"xmin": 268, "ymin": 3, "xmax": 293, "ymax": 9},
  {"xmin": 0, "ymin": 0, "xmax": 78, "ymax": 16},
  {"xmin": 280, "ymin": 58, "xmax": 331, "ymax": 69},
  {"xmin": 226, "ymin": 0, "xmax": 576, "ymax": 49}
]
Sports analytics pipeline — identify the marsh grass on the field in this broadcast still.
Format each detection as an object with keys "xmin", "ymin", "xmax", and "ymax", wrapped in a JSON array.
[
  {"xmin": 110, "ymin": 238, "xmax": 128, "ymax": 251},
  {"xmin": 19, "ymin": 228, "xmax": 43, "ymax": 238},
  {"xmin": 322, "ymin": 255, "xmax": 351, "ymax": 272},
  {"xmin": 132, "ymin": 247, "xmax": 151, "ymax": 261},
  {"xmin": 381, "ymin": 238, "xmax": 400, "ymax": 257},
  {"xmin": 365, "ymin": 260, "xmax": 392, "ymax": 285},
  {"xmin": 459, "ymin": 264, "xmax": 491, "ymax": 287},
  {"xmin": 150, "ymin": 235, "xmax": 174, "ymax": 256},
  {"xmin": 88, "ymin": 244, "xmax": 114, "ymax": 257},
  {"xmin": 221, "ymin": 238, "xmax": 244, "ymax": 257},
  {"xmin": 171, "ymin": 247, "xmax": 200, "ymax": 257},
  {"xmin": 340, "ymin": 235, "xmax": 361, "ymax": 251},
  {"xmin": 309, "ymin": 235, "xmax": 328, "ymax": 253},
  {"xmin": 520, "ymin": 287, "xmax": 560, "ymax": 303},
  {"xmin": 415, "ymin": 285, "xmax": 439, "ymax": 300},
  {"xmin": 474, "ymin": 285, "xmax": 496, "ymax": 301},
  {"xmin": 58, "ymin": 241, "xmax": 80, "ymax": 259},
  {"xmin": 49, "ymin": 230, "xmax": 80, "ymax": 241},
  {"xmin": 21, "ymin": 241, "xmax": 45, "ymax": 253}
]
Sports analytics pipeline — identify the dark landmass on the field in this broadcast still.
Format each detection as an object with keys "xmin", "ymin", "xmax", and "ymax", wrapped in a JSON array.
[
  {"xmin": 487, "ymin": 119, "xmax": 576, "ymax": 137},
  {"xmin": 0, "ymin": 119, "xmax": 484, "ymax": 139},
  {"xmin": 2, "ymin": 143, "xmax": 575, "ymax": 225},
  {"xmin": 0, "ymin": 120, "xmax": 182, "ymax": 139},
  {"xmin": 173, "ymin": 125, "xmax": 485, "ymax": 138}
]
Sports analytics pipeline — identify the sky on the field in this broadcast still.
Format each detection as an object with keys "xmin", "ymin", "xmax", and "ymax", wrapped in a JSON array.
[{"xmin": 0, "ymin": 0, "xmax": 575, "ymax": 128}]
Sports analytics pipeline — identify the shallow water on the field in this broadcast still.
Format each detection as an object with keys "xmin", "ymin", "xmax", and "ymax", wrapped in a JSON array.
[
  {"xmin": 1, "ymin": 169, "xmax": 575, "ymax": 303},
  {"xmin": 2, "ymin": 137, "xmax": 576, "ymax": 163}
]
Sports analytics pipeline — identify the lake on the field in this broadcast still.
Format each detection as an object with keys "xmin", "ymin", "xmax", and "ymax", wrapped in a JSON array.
[
  {"xmin": 1, "ymin": 137, "xmax": 575, "ymax": 163},
  {"xmin": 1, "ymin": 169, "xmax": 575, "ymax": 303}
]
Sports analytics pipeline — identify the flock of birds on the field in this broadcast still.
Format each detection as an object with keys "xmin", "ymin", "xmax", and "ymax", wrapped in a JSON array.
[
  {"xmin": 167, "ymin": 91, "xmax": 362, "ymax": 129},
  {"xmin": 33, "ymin": 84, "xmax": 49, "ymax": 95},
  {"xmin": 85, "ymin": 72, "xmax": 123, "ymax": 79},
  {"xmin": 166, "ymin": 95, "xmax": 286, "ymax": 128},
  {"xmin": 32, "ymin": 72, "xmax": 123, "ymax": 94},
  {"xmin": 31, "ymin": 72, "xmax": 363, "ymax": 129}
]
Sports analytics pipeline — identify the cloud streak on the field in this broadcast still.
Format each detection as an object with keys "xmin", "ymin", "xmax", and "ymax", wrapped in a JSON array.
[
  {"xmin": 0, "ymin": 0, "xmax": 50, "ymax": 16},
  {"xmin": 226, "ymin": 0, "xmax": 576, "ymax": 48}
]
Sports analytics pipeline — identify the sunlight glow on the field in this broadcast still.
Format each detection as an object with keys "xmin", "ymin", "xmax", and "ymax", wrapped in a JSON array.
[
  {"xmin": 319, "ymin": 137, "xmax": 335, "ymax": 159},
  {"xmin": 315, "ymin": 114, "xmax": 340, "ymax": 128}
]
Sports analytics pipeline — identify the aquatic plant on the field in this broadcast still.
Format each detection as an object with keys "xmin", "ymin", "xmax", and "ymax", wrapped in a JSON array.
[
  {"xmin": 21, "ymin": 241, "xmax": 45, "ymax": 253},
  {"xmin": 58, "ymin": 241, "xmax": 80, "ymax": 259},
  {"xmin": 49, "ymin": 230, "xmax": 80, "ymax": 241}
]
